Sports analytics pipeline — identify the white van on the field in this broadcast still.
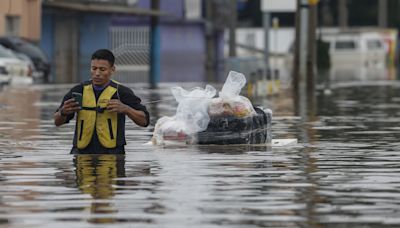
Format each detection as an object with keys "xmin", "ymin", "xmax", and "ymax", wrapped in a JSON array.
[
  {"xmin": 284, "ymin": 29, "xmax": 389, "ymax": 82},
  {"xmin": 322, "ymin": 30, "xmax": 387, "ymax": 81}
]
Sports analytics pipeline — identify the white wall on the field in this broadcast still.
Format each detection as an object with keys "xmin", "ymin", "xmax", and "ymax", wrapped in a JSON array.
[{"xmin": 224, "ymin": 27, "xmax": 295, "ymax": 57}]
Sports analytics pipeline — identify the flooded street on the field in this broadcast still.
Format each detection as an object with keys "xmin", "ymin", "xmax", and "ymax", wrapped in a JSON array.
[{"xmin": 1, "ymin": 80, "xmax": 400, "ymax": 228}]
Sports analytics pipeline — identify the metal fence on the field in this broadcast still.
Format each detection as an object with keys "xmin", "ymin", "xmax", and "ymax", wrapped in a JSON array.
[{"xmin": 109, "ymin": 26, "xmax": 150, "ymax": 84}]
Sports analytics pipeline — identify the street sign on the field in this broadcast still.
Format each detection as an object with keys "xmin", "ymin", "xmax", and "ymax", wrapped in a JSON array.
[{"xmin": 261, "ymin": 0, "xmax": 296, "ymax": 12}]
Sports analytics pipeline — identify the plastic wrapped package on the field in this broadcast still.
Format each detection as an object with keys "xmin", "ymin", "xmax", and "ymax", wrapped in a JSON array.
[
  {"xmin": 219, "ymin": 71, "xmax": 247, "ymax": 98},
  {"xmin": 152, "ymin": 116, "xmax": 194, "ymax": 145},
  {"xmin": 208, "ymin": 96, "xmax": 256, "ymax": 118},
  {"xmin": 152, "ymin": 85, "xmax": 217, "ymax": 145},
  {"xmin": 171, "ymin": 84, "xmax": 216, "ymax": 133},
  {"xmin": 208, "ymin": 71, "xmax": 256, "ymax": 118},
  {"xmin": 199, "ymin": 71, "xmax": 272, "ymax": 145},
  {"xmin": 151, "ymin": 71, "xmax": 273, "ymax": 145}
]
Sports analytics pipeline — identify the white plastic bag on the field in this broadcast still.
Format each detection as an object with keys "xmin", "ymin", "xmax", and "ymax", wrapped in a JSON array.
[
  {"xmin": 152, "ymin": 84, "xmax": 217, "ymax": 145},
  {"xmin": 152, "ymin": 71, "xmax": 258, "ymax": 145},
  {"xmin": 209, "ymin": 71, "xmax": 256, "ymax": 118},
  {"xmin": 172, "ymin": 84, "xmax": 216, "ymax": 132},
  {"xmin": 219, "ymin": 71, "xmax": 247, "ymax": 99}
]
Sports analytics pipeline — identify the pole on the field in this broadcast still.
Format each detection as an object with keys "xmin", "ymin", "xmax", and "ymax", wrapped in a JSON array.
[
  {"xmin": 294, "ymin": 0, "xmax": 312, "ymax": 117},
  {"xmin": 378, "ymin": 0, "xmax": 388, "ymax": 28},
  {"xmin": 299, "ymin": 0, "xmax": 309, "ymax": 116},
  {"xmin": 293, "ymin": 0, "xmax": 301, "ymax": 112},
  {"xmin": 307, "ymin": 0, "xmax": 317, "ymax": 90},
  {"xmin": 320, "ymin": 0, "xmax": 333, "ymax": 26},
  {"xmin": 205, "ymin": 0, "xmax": 215, "ymax": 82},
  {"xmin": 263, "ymin": 12, "xmax": 271, "ymax": 76},
  {"xmin": 307, "ymin": 0, "xmax": 318, "ymax": 119},
  {"xmin": 149, "ymin": 0, "xmax": 160, "ymax": 89},
  {"xmin": 338, "ymin": 0, "xmax": 348, "ymax": 29},
  {"xmin": 229, "ymin": 0, "xmax": 237, "ymax": 57}
]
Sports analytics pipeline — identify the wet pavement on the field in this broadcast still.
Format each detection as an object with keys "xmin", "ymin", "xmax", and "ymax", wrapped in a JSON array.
[{"xmin": 0, "ymin": 80, "xmax": 400, "ymax": 227}]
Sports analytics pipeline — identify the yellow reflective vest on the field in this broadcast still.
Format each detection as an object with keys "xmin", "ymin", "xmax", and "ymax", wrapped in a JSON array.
[{"xmin": 76, "ymin": 83, "xmax": 118, "ymax": 149}]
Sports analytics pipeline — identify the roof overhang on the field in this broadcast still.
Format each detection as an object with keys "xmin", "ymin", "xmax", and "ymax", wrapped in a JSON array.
[{"xmin": 43, "ymin": 1, "xmax": 168, "ymax": 17}]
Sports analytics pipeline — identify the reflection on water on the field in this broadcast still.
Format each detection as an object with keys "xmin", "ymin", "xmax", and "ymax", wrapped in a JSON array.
[
  {"xmin": 1, "ymin": 80, "xmax": 400, "ymax": 227},
  {"xmin": 0, "ymin": 86, "xmax": 41, "ymax": 144},
  {"xmin": 74, "ymin": 154, "xmax": 125, "ymax": 224}
]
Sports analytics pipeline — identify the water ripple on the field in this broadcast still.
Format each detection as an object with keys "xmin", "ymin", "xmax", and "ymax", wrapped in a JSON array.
[{"xmin": 1, "ymin": 83, "xmax": 400, "ymax": 227}]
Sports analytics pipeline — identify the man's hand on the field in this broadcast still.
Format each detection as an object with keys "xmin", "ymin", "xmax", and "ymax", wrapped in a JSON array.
[
  {"xmin": 107, "ymin": 99, "xmax": 148, "ymax": 127},
  {"xmin": 106, "ymin": 99, "xmax": 129, "ymax": 114},
  {"xmin": 55, "ymin": 98, "xmax": 80, "ymax": 127},
  {"xmin": 60, "ymin": 98, "xmax": 81, "ymax": 116}
]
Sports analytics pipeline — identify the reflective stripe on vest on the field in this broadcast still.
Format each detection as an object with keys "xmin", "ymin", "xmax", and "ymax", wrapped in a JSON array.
[{"xmin": 76, "ymin": 84, "xmax": 118, "ymax": 149}]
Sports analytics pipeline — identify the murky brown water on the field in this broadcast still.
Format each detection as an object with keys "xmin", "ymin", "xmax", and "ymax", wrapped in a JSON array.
[{"xmin": 1, "ymin": 81, "xmax": 400, "ymax": 227}]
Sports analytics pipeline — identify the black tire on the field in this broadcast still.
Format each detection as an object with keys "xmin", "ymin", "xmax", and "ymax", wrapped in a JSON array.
[{"xmin": 198, "ymin": 107, "xmax": 272, "ymax": 145}]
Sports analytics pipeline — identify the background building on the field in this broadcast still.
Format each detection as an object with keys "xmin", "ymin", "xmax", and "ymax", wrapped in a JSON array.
[
  {"xmin": 40, "ymin": 0, "xmax": 229, "ymax": 84},
  {"xmin": 0, "ymin": 0, "xmax": 42, "ymax": 42}
]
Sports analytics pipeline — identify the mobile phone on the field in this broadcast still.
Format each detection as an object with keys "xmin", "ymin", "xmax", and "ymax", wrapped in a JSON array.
[{"xmin": 72, "ymin": 92, "xmax": 83, "ymax": 107}]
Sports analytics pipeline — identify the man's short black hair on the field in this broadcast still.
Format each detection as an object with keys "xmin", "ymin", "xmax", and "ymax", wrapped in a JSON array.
[{"xmin": 91, "ymin": 49, "xmax": 115, "ymax": 66}]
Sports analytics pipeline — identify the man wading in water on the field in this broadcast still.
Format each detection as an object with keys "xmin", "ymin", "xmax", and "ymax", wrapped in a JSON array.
[{"xmin": 54, "ymin": 49, "xmax": 149, "ymax": 154}]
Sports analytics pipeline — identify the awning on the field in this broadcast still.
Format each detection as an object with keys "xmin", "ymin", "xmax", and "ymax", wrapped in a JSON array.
[{"xmin": 43, "ymin": 1, "xmax": 168, "ymax": 17}]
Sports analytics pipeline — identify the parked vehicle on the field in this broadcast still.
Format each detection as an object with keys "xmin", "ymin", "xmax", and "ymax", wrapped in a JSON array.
[
  {"xmin": 322, "ymin": 30, "xmax": 387, "ymax": 81},
  {"xmin": 0, "ymin": 65, "xmax": 10, "ymax": 85},
  {"xmin": 285, "ymin": 29, "xmax": 388, "ymax": 82},
  {"xmin": 12, "ymin": 51, "xmax": 44, "ymax": 79},
  {"xmin": 0, "ymin": 36, "xmax": 50, "ymax": 83},
  {"xmin": 0, "ymin": 45, "xmax": 32, "ymax": 85}
]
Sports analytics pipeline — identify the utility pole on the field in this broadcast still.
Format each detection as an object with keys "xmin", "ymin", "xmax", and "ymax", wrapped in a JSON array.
[
  {"xmin": 293, "ymin": 0, "xmax": 318, "ymax": 117},
  {"xmin": 307, "ymin": 0, "xmax": 318, "ymax": 118},
  {"xmin": 149, "ymin": 0, "xmax": 160, "ymax": 89},
  {"xmin": 338, "ymin": 0, "xmax": 348, "ymax": 29},
  {"xmin": 205, "ymin": 0, "xmax": 216, "ymax": 82},
  {"xmin": 293, "ymin": 0, "xmax": 300, "ymax": 112},
  {"xmin": 378, "ymin": 0, "xmax": 388, "ymax": 27},
  {"xmin": 298, "ymin": 0, "xmax": 309, "ymax": 117},
  {"xmin": 320, "ymin": 0, "xmax": 333, "ymax": 26},
  {"xmin": 263, "ymin": 10, "xmax": 271, "ymax": 75},
  {"xmin": 228, "ymin": 0, "xmax": 237, "ymax": 57}
]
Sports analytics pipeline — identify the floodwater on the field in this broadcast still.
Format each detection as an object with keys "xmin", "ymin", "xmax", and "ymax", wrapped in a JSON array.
[{"xmin": 1, "ymin": 79, "xmax": 400, "ymax": 228}]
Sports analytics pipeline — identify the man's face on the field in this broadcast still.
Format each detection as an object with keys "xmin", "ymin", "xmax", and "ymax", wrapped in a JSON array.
[{"xmin": 90, "ymin": 59, "xmax": 115, "ymax": 87}]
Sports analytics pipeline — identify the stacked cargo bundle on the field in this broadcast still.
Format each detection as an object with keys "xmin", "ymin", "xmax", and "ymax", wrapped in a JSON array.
[{"xmin": 152, "ymin": 71, "xmax": 272, "ymax": 145}]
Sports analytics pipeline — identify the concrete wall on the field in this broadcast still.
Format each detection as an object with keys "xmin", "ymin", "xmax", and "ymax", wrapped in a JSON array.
[
  {"xmin": 79, "ymin": 14, "xmax": 110, "ymax": 81},
  {"xmin": 40, "ymin": 13, "xmax": 54, "ymax": 81},
  {"xmin": 160, "ymin": 23, "xmax": 206, "ymax": 82},
  {"xmin": 40, "ymin": 0, "xmax": 218, "ymax": 83},
  {"xmin": 0, "ymin": 0, "xmax": 41, "ymax": 42},
  {"xmin": 41, "ymin": 9, "xmax": 110, "ymax": 83},
  {"xmin": 114, "ymin": 0, "xmax": 210, "ymax": 82}
]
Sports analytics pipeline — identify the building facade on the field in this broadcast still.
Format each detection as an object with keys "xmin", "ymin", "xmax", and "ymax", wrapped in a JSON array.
[
  {"xmin": 0, "ymin": 0, "xmax": 41, "ymax": 42},
  {"xmin": 41, "ymin": 0, "xmax": 227, "ymax": 83}
]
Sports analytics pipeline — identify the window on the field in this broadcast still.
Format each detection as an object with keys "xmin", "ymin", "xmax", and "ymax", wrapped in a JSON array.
[
  {"xmin": 335, "ymin": 40, "xmax": 357, "ymax": 50},
  {"xmin": 185, "ymin": 0, "xmax": 201, "ymax": 20},
  {"xmin": 245, "ymin": 33, "xmax": 256, "ymax": 46},
  {"xmin": 5, "ymin": 16, "xmax": 20, "ymax": 36},
  {"xmin": 367, "ymin": 40, "xmax": 383, "ymax": 50}
]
